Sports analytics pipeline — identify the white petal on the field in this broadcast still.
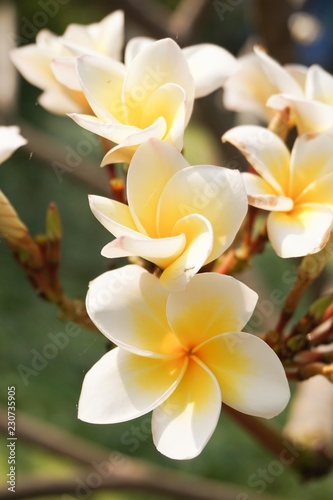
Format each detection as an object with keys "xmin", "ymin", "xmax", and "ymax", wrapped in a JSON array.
[
  {"xmin": 76, "ymin": 55, "xmax": 126, "ymax": 122},
  {"xmin": 254, "ymin": 46, "xmax": 303, "ymax": 97},
  {"xmin": 166, "ymin": 272, "xmax": 258, "ymax": 349},
  {"xmin": 11, "ymin": 45, "xmax": 56, "ymax": 90},
  {"xmin": 305, "ymin": 65, "xmax": 333, "ymax": 105},
  {"xmin": 39, "ymin": 90, "xmax": 86, "ymax": 114},
  {"xmin": 51, "ymin": 57, "xmax": 81, "ymax": 90},
  {"xmin": 86, "ymin": 265, "xmax": 184, "ymax": 356},
  {"xmin": 123, "ymin": 38, "xmax": 195, "ymax": 125},
  {"xmin": 242, "ymin": 172, "xmax": 294, "ymax": 211},
  {"xmin": 267, "ymin": 203, "xmax": 333, "ymax": 258},
  {"xmin": 152, "ymin": 357, "xmax": 221, "ymax": 459},
  {"xmin": 158, "ymin": 165, "xmax": 247, "ymax": 262},
  {"xmin": 69, "ymin": 113, "xmax": 141, "ymax": 143},
  {"xmin": 124, "ymin": 36, "xmax": 155, "ymax": 66},
  {"xmin": 102, "ymin": 233, "xmax": 186, "ymax": 270},
  {"xmin": 88, "ymin": 194, "xmax": 138, "ymax": 237},
  {"xmin": 127, "ymin": 139, "xmax": 189, "ymax": 236},
  {"xmin": 0, "ymin": 126, "xmax": 27, "ymax": 164},
  {"xmin": 183, "ymin": 44, "xmax": 238, "ymax": 98},
  {"xmin": 197, "ymin": 332, "xmax": 290, "ymax": 418},
  {"xmin": 268, "ymin": 94, "xmax": 333, "ymax": 134},
  {"xmin": 159, "ymin": 214, "xmax": 213, "ymax": 291},
  {"xmin": 285, "ymin": 64, "xmax": 307, "ymax": 91},
  {"xmin": 100, "ymin": 117, "xmax": 167, "ymax": 165},
  {"xmin": 79, "ymin": 348, "xmax": 186, "ymax": 423},
  {"xmin": 223, "ymin": 125, "xmax": 290, "ymax": 195}
]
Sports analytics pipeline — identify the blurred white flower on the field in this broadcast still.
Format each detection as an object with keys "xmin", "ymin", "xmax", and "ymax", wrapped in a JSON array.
[{"xmin": 0, "ymin": 126, "xmax": 27, "ymax": 164}]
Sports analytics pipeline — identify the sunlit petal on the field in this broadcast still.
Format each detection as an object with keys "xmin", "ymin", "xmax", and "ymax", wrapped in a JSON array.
[
  {"xmin": 158, "ymin": 165, "xmax": 247, "ymax": 261},
  {"xmin": 124, "ymin": 36, "xmax": 155, "ymax": 66},
  {"xmin": 51, "ymin": 57, "xmax": 81, "ymax": 90},
  {"xmin": 197, "ymin": 332, "xmax": 290, "ymax": 418},
  {"xmin": 242, "ymin": 172, "xmax": 293, "ymax": 211},
  {"xmin": 223, "ymin": 125, "xmax": 290, "ymax": 195},
  {"xmin": 127, "ymin": 139, "xmax": 189, "ymax": 236},
  {"xmin": 183, "ymin": 43, "xmax": 238, "ymax": 98},
  {"xmin": 152, "ymin": 357, "xmax": 221, "ymax": 459},
  {"xmin": 267, "ymin": 203, "xmax": 333, "ymax": 258},
  {"xmin": 88, "ymin": 194, "xmax": 138, "ymax": 236},
  {"xmin": 79, "ymin": 348, "xmax": 186, "ymax": 423},
  {"xmin": 166, "ymin": 273, "xmax": 258, "ymax": 349},
  {"xmin": 86, "ymin": 265, "xmax": 182, "ymax": 356},
  {"xmin": 305, "ymin": 65, "xmax": 333, "ymax": 105}
]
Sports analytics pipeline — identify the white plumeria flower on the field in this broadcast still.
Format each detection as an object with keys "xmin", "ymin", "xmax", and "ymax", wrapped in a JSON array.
[
  {"xmin": 65, "ymin": 37, "xmax": 238, "ymax": 164},
  {"xmin": 10, "ymin": 11, "xmax": 124, "ymax": 114},
  {"xmin": 223, "ymin": 46, "xmax": 307, "ymax": 122},
  {"xmin": 0, "ymin": 126, "xmax": 27, "ymax": 164},
  {"xmin": 223, "ymin": 125, "xmax": 333, "ymax": 258},
  {"xmin": 268, "ymin": 65, "xmax": 333, "ymax": 134},
  {"xmin": 79, "ymin": 265, "xmax": 290, "ymax": 460},
  {"xmin": 88, "ymin": 138, "xmax": 247, "ymax": 291}
]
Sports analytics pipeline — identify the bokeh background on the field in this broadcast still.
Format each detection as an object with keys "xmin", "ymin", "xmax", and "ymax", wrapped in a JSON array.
[{"xmin": 1, "ymin": 0, "xmax": 333, "ymax": 499}]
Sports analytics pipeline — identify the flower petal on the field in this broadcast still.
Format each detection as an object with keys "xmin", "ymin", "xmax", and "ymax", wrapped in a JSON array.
[
  {"xmin": 51, "ymin": 57, "xmax": 81, "ymax": 90},
  {"xmin": 268, "ymin": 94, "xmax": 333, "ymax": 134},
  {"xmin": 152, "ymin": 357, "xmax": 221, "ymax": 459},
  {"xmin": 254, "ymin": 46, "xmax": 303, "ymax": 97},
  {"xmin": 242, "ymin": 172, "xmax": 293, "ymax": 211},
  {"xmin": 223, "ymin": 125, "xmax": 290, "ymax": 195},
  {"xmin": 158, "ymin": 165, "xmax": 247, "ymax": 261},
  {"xmin": 123, "ymin": 38, "xmax": 195, "ymax": 125},
  {"xmin": 166, "ymin": 273, "xmax": 258, "ymax": 349},
  {"xmin": 39, "ymin": 89, "xmax": 86, "ymax": 114},
  {"xmin": 86, "ymin": 265, "xmax": 182, "ymax": 356},
  {"xmin": 0, "ymin": 126, "xmax": 27, "ymax": 165},
  {"xmin": 183, "ymin": 44, "xmax": 238, "ymax": 98},
  {"xmin": 69, "ymin": 113, "xmax": 140, "ymax": 143},
  {"xmin": 305, "ymin": 65, "xmax": 333, "ymax": 105},
  {"xmin": 159, "ymin": 214, "xmax": 213, "ymax": 292},
  {"xmin": 101, "ymin": 233, "xmax": 186, "ymax": 270},
  {"xmin": 267, "ymin": 203, "xmax": 333, "ymax": 258},
  {"xmin": 100, "ymin": 117, "xmax": 167, "ymax": 165},
  {"xmin": 124, "ymin": 36, "xmax": 155, "ymax": 66},
  {"xmin": 290, "ymin": 132, "xmax": 333, "ymax": 201},
  {"xmin": 11, "ymin": 44, "xmax": 57, "ymax": 90},
  {"xmin": 127, "ymin": 139, "xmax": 189, "ymax": 236},
  {"xmin": 79, "ymin": 347, "xmax": 186, "ymax": 423},
  {"xmin": 88, "ymin": 194, "xmax": 138, "ymax": 237},
  {"xmin": 197, "ymin": 332, "xmax": 290, "ymax": 418},
  {"xmin": 76, "ymin": 55, "xmax": 126, "ymax": 122}
]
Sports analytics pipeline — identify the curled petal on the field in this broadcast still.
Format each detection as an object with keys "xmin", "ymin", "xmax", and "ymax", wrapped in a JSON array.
[
  {"xmin": 88, "ymin": 194, "xmax": 138, "ymax": 237},
  {"xmin": 223, "ymin": 125, "xmax": 290, "ymax": 195},
  {"xmin": 268, "ymin": 94, "xmax": 333, "ymax": 134},
  {"xmin": 183, "ymin": 43, "xmax": 239, "ymax": 98},
  {"xmin": 242, "ymin": 172, "xmax": 293, "ymax": 211},
  {"xmin": 127, "ymin": 139, "xmax": 189, "ymax": 236},
  {"xmin": 86, "ymin": 265, "xmax": 182, "ymax": 356},
  {"xmin": 79, "ymin": 348, "xmax": 186, "ymax": 423},
  {"xmin": 159, "ymin": 214, "xmax": 213, "ymax": 291},
  {"xmin": 158, "ymin": 165, "xmax": 247, "ymax": 262},
  {"xmin": 102, "ymin": 233, "xmax": 186, "ymax": 270},
  {"xmin": 152, "ymin": 357, "xmax": 221, "ymax": 459},
  {"xmin": 267, "ymin": 203, "xmax": 333, "ymax": 258},
  {"xmin": 166, "ymin": 273, "xmax": 258, "ymax": 349},
  {"xmin": 197, "ymin": 332, "xmax": 290, "ymax": 418},
  {"xmin": 305, "ymin": 65, "xmax": 333, "ymax": 105},
  {"xmin": 69, "ymin": 113, "xmax": 140, "ymax": 143}
]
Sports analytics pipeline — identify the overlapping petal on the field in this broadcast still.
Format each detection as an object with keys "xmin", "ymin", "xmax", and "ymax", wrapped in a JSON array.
[
  {"xmin": 267, "ymin": 203, "xmax": 333, "ymax": 258},
  {"xmin": 242, "ymin": 172, "xmax": 294, "ymax": 211},
  {"xmin": 223, "ymin": 126, "xmax": 290, "ymax": 195},
  {"xmin": 152, "ymin": 357, "xmax": 221, "ymax": 459},
  {"xmin": 197, "ymin": 332, "xmax": 290, "ymax": 418},
  {"xmin": 166, "ymin": 273, "xmax": 258, "ymax": 349},
  {"xmin": 305, "ymin": 65, "xmax": 333, "ymax": 105},
  {"xmin": 78, "ymin": 348, "xmax": 186, "ymax": 423}
]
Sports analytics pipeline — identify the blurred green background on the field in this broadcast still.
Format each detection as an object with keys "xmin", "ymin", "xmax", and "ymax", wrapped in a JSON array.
[{"xmin": 1, "ymin": 0, "xmax": 333, "ymax": 499}]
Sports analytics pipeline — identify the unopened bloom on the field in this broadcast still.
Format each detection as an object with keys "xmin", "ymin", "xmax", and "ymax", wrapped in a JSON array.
[
  {"xmin": 223, "ymin": 125, "xmax": 333, "ymax": 257},
  {"xmin": 89, "ymin": 139, "xmax": 247, "ymax": 291},
  {"xmin": 79, "ymin": 265, "xmax": 290, "ymax": 460},
  {"xmin": 10, "ymin": 11, "xmax": 124, "ymax": 114},
  {"xmin": 67, "ymin": 37, "xmax": 237, "ymax": 163},
  {"xmin": 0, "ymin": 126, "xmax": 27, "ymax": 164}
]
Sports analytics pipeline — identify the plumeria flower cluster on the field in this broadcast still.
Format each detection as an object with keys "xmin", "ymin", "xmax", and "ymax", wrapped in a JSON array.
[{"xmin": 13, "ymin": 8, "xmax": 333, "ymax": 460}]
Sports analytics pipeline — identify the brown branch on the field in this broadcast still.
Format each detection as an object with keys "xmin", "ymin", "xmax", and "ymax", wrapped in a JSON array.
[{"xmin": 0, "ymin": 408, "xmax": 281, "ymax": 500}]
